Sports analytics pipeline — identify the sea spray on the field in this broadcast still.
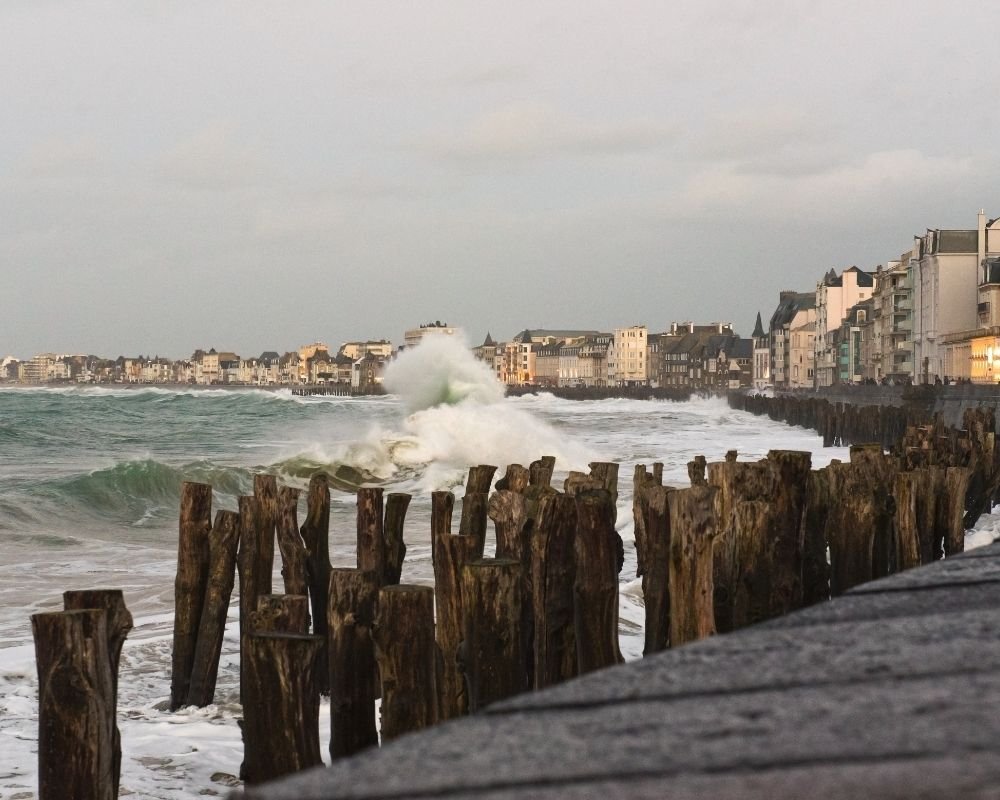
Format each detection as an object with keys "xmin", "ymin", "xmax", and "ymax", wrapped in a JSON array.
[
  {"xmin": 276, "ymin": 336, "xmax": 597, "ymax": 490},
  {"xmin": 383, "ymin": 334, "xmax": 504, "ymax": 412}
]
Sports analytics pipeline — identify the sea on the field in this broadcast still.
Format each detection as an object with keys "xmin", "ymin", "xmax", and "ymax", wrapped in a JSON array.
[{"xmin": 1, "ymin": 337, "xmax": 997, "ymax": 799}]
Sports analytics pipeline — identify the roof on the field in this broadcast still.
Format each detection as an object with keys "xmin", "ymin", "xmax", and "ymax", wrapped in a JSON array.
[
  {"xmin": 752, "ymin": 312, "xmax": 766, "ymax": 339},
  {"xmin": 731, "ymin": 338, "xmax": 753, "ymax": 359},
  {"xmin": 481, "ymin": 332, "xmax": 496, "ymax": 347},
  {"xmin": 513, "ymin": 329, "xmax": 601, "ymax": 343},
  {"xmin": 769, "ymin": 292, "xmax": 815, "ymax": 331},
  {"xmin": 936, "ymin": 230, "xmax": 978, "ymax": 254}
]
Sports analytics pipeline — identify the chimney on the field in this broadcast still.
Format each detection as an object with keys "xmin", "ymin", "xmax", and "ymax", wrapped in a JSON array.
[{"xmin": 980, "ymin": 209, "xmax": 987, "ymax": 271}]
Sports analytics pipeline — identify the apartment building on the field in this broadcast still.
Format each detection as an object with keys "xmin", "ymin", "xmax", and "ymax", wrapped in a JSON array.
[
  {"xmin": 609, "ymin": 326, "xmax": 648, "ymax": 386},
  {"xmin": 814, "ymin": 267, "xmax": 874, "ymax": 388},
  {"xmin": 769, "ymin": 292, "xmax": 816, "ymax": 389}
]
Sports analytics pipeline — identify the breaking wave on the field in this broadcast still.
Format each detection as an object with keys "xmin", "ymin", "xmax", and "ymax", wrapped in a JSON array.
[{"xmin": 275, "ymin": 335, "xmax": 596, "ymax": 490}]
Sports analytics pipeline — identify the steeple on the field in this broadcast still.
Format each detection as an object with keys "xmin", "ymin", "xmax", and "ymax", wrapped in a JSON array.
[
  {"xmin": 482, "ymin": 331, "xmax": 495, "ymax": 347},
  {"xmin": 752, "ymin": 311, "xmax": 766, "ymax": 339}
]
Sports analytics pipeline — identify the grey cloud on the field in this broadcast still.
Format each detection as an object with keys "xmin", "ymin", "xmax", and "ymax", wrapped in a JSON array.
[
  {"xmin": 153, "ymin": 121, "xmax": 270, "ymax": 192},
  {"xmin": 420, "ymin": 104, "xmax": 677, "ymax": 163}
]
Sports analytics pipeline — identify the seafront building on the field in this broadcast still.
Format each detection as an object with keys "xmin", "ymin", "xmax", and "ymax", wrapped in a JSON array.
[
  {"xmin": 403, "ymin": 322, "xmax": 458, "ymax": 349},
  {"xmin": 814, "ymin": 267, "xmax": 874, "ymax": 388},
  {"xmin": 9, "ymin": 212, "xmax": 1000, "ymax": 390}
]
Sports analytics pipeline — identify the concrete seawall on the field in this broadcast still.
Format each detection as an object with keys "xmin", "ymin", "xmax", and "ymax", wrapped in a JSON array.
[{"xmin": 781, "ymin": 384, "xmax": 1000, "ymax": 428}]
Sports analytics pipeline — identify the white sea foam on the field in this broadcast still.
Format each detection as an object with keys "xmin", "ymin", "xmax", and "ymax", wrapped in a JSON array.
[{"xmin": 276, "ymin": 337, "xmax": 595, "ymax": 490}]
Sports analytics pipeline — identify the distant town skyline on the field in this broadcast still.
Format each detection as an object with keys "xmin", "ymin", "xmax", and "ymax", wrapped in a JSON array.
[{"xmin": 2, "ymin": 2, "xmax": 999, "ymax": 357}]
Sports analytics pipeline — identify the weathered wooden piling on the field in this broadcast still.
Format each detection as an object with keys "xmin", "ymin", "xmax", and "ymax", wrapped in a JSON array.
[
  {"xmin": 275, "ymin": 486, "xmax": 308, "ymax": 598},
  {"xmin": 237, "ymin": 495, "xmax": 266, "ymax": 702},
  {"xmin": 588, "ymin": 461, "xmax": 619, "ymax": 519},
  {"xmin": 241, "ymin": 632, "xmax": 324, "ymax": 786},
  {"xmin": 823, "ymin": 445, "xmax": 896, "ymax": 594},
  {"xmin": 529, "ymin": 456, "xmax": 556, "ymax": 488},
  {"xmin": 170, "ymin": 481, "xmax": 213, "ymax": 711},
  {"xmin": 531, "ymin": 493, "xmax": 578, "ymax": 689},
  {"xmin": 668, "ymin": 484, "xmax": 719, "ymax": 646},
  {"xmin": 356, "ymin": 487, "xmax": 386, "ymax": 585},
  {"xmin": 299, "ymin": 474, "xmax": 332, "ymax": 694},
  {"xmin": 687, "ymin": 455, "xmax": 707, "ymax": 486},
  {"xmin": 709, "ymin": 451, "xmax": 811, "ymax": 632},
  {"xmin": 573, "ymin": 489, "xmax": 623, "ymax": 674},
  {"xmin": 459, "ymin": 465, "xmax": 496, "ymax": 558},
  {"xmin": 640, "ymin": 485, "xmax": 671, "ymax": 654},
  {"xmin": 496, "ymin": 463, "xmax": 530, "ymax": 493},
  {"xmin": 431, "ymin": 490, "xmax": 479, "ymax": 719},
  {"xmin": 327, "ymin": 568, "xmax": 379, "ymax": 759},
  {"xmin": 33, "ymin": 609, "xmax": 115, "ymax": 800},
  {"xmin": 461, "ymin": 558, "xmax": 523, "ymax": 711},
  {"xmin": 252, "ymin": 474, "xmax": 278, "ymax": 596},
  {"xmin": 62, "ymin": 590, "xmax": 132, "ymax": 799},
  {"xmin": 488, "ymin": 489, "xmax": 533, "ymax": 688},
  {"xmin": 187, "ymin": 510, "xmax": 240, "ymax": 707},
  {"xmin": 373, "ymin": 584, "xmax": 438, "ymax": 740},
  {"xmin": 250, "ymin": 594, "xmax": 310, "ymax": 634},
  {"xmin": 383, "ymin": 492, "xmax": 411, "ymax": 585}
]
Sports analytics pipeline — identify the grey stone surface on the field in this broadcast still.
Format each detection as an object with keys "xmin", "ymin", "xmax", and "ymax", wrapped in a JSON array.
[{"xmin": 233, "ymin": 543, "xmax": 1000, "ymax": 800}]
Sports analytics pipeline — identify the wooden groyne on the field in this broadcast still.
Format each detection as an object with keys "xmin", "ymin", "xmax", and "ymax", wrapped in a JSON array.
[
  {"xmin": 34, "ymin": 412, "xmax": 999, "ymax": 796},
  {"xmin": 730, "ymin": 391, "xmax": 1000, "ymax": 527},
  {"xmin": 504, "ymin": 385, "xmax": 698, "ymax": 401}
]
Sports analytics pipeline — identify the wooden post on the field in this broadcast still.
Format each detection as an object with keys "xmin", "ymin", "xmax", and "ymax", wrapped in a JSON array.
[
  {"xmin": 826, "ymin": 447, "xmax": 895, "ymax": 594},
  {"xmin": 383, "ymin": 492, "xmax": 411, "ymax": 585},
  {"xmin": 531, "ymin": 493, "xmax": 577, "ymax": 689},
  {"xmin": 275, "ymin": 486, "xmax": 308, "ymax": 598},
  {"xmin": 187, "ymin": 510, "xmax": 240, "ymax": 707},
  {"xmin": 893, "ymin": 470, "xmax": 924, "ymax": 571},
  {"xmin": 241, "ymin": 632, "xmax": 324, "ymax": 786},
  {"xmin": 668, "ymin": 484, "xmax": 719, "ymax": 646},
  {"xmin": 489, "ymin": 490, "xmax": 528, "ymax": 560},
  {"xmin": 250, "ymin": 594, "xmax": 310, "ymax": 634},
  {"xmin": 33, "ymin": 609, "xmax": 115, "ymax": 800},
  {"xmin": 632, "ymin": 464, "xmax": 661, "ymax": 587},
  {"xmin": 299, "ymin": 474, "xmax": 332, "ymax": 694},
  {"xmin": 529, "ymin": 456, "xmax": 556, "ymax": 488},
  {"xmin": 641, "ymin": 485, "xmax": 671, "ymax": 655},
  {"xmin": 564, "ymin": 471, "xmax": 604, "ymax": 496},
  {"xmin": 170, "ymin": 481, "xmax": 212, "ymax": 711},
  {"xmin": 431, "ymin": 490, "xmax": 478, "ymax": 719},
  {"xmin": 237, "ymin": 495, "xmax": 265, "ymax": 703},
  {"xmin": 496, "ymin": 463, "xmax": 530, "ymax": 493},
  {"xmin": 62, "ymin": 591, "xmax": 132, "ymax": 799},
  {"xmin": 356, "ymin": 487, "xmax": 386, "ymax": 585},
  {"xmin": 465, "ymin": 464, "xmax": 499, "ymax": 493},
  {"xmin": 574, "ymin": 489, "xmax": 623, "ymax": 674},
  {"xmin": 373, "ymin": 584, "xmax": 438, "ymax": 740},
  {"xmin": 488, "ymin": 489, "xmax": 533, "ymax": 688},
  {"xmin": 942, "ymin": 466, "xmax": 972, "ymax": 557},
  {"xmin": 253, "ymin": 474, "xmax": 278, "ymax": 596},
  {"xmin": 802, "ymin": 467, "xmax": 833, "ymax": 606},
  {"xmin": 687, "ymin": 455, "xmax": 707, "ymax": 486},
  {"xmin": 327, "ymin": 568, "xmax": 379, "ymax": 759},
  {"xmin": 760, "ymin": 450, "xmax": 811, "ymax": 617},
  {"xmin": 459, "ymin": 465, "xmax": 496, "ymax": 558},
  {"xmin": 461, "ymin": 558, "xmax": 523, "ymax": 711},
  {"xmin": 588, "ymin": 461, "xmax": 619, "ymax": 521}
]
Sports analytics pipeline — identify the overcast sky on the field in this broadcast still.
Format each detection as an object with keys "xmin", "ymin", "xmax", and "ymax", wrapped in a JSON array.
[{"xmin": 2, "ymin": 1, "xmax": 998, "ymax": 358}]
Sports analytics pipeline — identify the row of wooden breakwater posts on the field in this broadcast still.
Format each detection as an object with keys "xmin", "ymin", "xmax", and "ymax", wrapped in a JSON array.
[{"xmin": 31, "ymin": 405, "xmax": 998, "ymax": 797}]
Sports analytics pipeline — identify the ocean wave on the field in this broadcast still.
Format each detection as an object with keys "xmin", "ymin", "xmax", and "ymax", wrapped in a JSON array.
[{"xmin": 30, "ymin": 459, "xmax": 256, "ymax": 523}]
